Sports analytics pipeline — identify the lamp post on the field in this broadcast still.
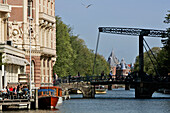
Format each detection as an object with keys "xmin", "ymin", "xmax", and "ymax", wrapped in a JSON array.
[{"xmin": 28, "ymin": 16, "xmax": 33, "ymax": 98}]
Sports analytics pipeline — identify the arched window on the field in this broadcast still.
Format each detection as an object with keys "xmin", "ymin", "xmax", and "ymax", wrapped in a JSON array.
[{"xmin": 31, "ymin": 60, "xmax": 35, "ymax": 82}]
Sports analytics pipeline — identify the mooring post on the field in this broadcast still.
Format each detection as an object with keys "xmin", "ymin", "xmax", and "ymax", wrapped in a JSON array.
[
  {"xmin": 35, "ymin": 88, "xmax": 38, "ymax": 109},
  {"xmin": 27, "ymin": 103, "xmax": 31, "ymax": 110},
  {"xmin": 0, "ymin": 105, "xmax": 2, "ymax": 111}
]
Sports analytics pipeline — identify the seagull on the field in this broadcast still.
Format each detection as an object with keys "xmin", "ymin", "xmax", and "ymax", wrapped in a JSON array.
[
  {"xmin": 81, "ymin": 3, "xmax": 93, "ymax": 8},
  {"xmin": 86, "ymin": 4, "xmax": 93, "ymax": 8}
]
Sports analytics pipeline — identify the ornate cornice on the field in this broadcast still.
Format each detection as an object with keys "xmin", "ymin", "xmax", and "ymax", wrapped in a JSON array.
[
  {"xmin": 39, "ymin": 12, "xmax": 55, "ymax": 23},
  {"xmin": 0, "ymin": 44, "xmax": 25, "ymax": 58},
  {"xmin": 0, "ymin": 4, "xmax": 11, "ymax": 13},
  {"xmin": 40, "ymin": 47, "xmax": 56, "ymax": 57}
]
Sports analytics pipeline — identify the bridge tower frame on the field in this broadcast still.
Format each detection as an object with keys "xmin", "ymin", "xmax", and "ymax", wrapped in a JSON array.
[
  {"xmin": 93, "ymin": 27, "xmax": 167, "ymax": 80},
  {"xmin": 93, "ymin": 27, "xmax": 167, "ymax": 98}
]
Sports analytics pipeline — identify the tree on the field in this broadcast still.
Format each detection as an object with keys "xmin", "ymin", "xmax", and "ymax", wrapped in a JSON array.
[
  {"xmin": 70, "ymin": 35, "xmax": 92, "ymax": 76},
  {"xmin": 133, "ymin": 11, "xmax": 170, "ymax": 76},
  {"xmin": 94, "ymin": 54, "xmax": 110, "ymax": 75},
  {"xmin": 134, "ymin": 47, "xmax": 161, "ymax": 76},
  {"xmin": 53, "ymin": 16, "xmax": 110, "ymax": 77},
  {"xmin": 53, "ymin": 16, "xmax": 74, "ymax": 77},
  {"xmin": 162, "ymin": 10, "xmax": 170, "ymax": 54},
  {"xmin": 157, "ymin": 10, "xmax": 170, "ymax": 76}
]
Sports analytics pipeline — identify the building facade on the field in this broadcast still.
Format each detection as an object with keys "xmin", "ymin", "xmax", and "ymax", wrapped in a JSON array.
[
  {"xmin": 0, "ymin": 44, "xmax": 29, "ymax": 89},
  {"xmin": 107, "ymin": 50, "xmax": 131, "ymax": 78},
  {"xmin": 0, "ymin": 0, "xmax": 56, "ymax": 89}
]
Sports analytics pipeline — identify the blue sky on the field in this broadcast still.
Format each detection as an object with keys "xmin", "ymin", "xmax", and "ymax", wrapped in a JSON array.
[{"xmin": 55, "ymin": 0, "xmax": 170, "ymax": 64}]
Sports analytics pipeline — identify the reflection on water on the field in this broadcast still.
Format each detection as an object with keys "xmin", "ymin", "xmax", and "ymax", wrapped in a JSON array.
[{"xmin": 1, "ymin": 88, "xmax": 170, "ymax": 113}]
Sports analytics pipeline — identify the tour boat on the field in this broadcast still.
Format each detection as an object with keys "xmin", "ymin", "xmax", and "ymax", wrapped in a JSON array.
[
  {"xmin": 38, "ymin": 86, "xmax": 62, "ymax": 108},
  {"xmin": 95, "ymin": 85, "xmax": 107, "ymax": 94}
]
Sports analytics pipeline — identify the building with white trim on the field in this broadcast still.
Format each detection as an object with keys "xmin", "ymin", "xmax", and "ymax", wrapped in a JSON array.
[{"xmin": 0, "ymin": 0, "xmax": 56, "ymax": 89}]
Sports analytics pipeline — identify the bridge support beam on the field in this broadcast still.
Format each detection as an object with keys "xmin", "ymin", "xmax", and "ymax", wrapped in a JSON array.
[
  {"xmin": 125, "ymin": 84, "xmax": 130, "ymax": 90},
  {"xmin": 135, "ymin": 82, "xmax": 156, "ymax": 99},
  {"xmin": 82, "ymin": 86, "xmax": 95, "ymax": 98},
  {"xmin": 108, "ymin": 84, "xmax": 112, "ymax": 90},
  {"xmin": 139, "ymin": 35, "xmax": 144, "ymax": 80}
]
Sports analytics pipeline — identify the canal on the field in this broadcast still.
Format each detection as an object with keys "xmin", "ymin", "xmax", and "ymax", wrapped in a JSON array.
[{"xmin": 1, "ymin": 88, "xmax": 170, "ymax": 113}]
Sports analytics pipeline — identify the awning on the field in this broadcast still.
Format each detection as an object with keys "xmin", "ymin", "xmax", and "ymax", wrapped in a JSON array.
[{"xmin": 5, "ymin": 54, "xmax": 29, "ymax": 66}]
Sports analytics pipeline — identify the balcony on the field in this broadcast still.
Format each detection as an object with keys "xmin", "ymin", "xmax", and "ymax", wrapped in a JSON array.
[
  {"xmin": 0, "ymin": 4, "xmax": 11, "ymax": 13},
  {"xmin": 41, "ymin": 47, "xmax": 56, "ymax": 56},
  {"xmin": 39, "ymin": 12, "xmax": 55, "ymax": 23}
]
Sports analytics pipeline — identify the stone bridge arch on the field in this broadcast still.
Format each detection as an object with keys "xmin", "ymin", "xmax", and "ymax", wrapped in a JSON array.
[{"xmin": 61, "ymin": 82, "xmax": 95, "ymax": 98}]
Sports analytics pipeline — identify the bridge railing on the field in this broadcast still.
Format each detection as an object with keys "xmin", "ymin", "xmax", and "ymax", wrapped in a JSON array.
[
  {"xmin": 55, "ymin": 75, "xmax": 129, "ymax": 85},
  {"xmin": 53, "ymin": 73, "xmax": 170, "ymax": 88}
]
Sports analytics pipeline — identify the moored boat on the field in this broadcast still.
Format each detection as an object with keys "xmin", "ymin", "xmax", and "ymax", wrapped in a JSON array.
[
  {"xmin": 38, "ymin": 86, "xmax": 62, "ymax": 108},
  {"xmin": 95, "ymin": 85, "xmax": 107, "ymax": 94}
]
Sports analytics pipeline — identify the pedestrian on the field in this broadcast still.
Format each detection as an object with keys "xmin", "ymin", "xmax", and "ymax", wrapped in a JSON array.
[
  {"xmin": 13, "ymin": 86, "xmax": 17, "ymax": 95},
  {"xmin": 77, "ymin": 72, "xmax": 80, "ymax": 82},
  {"xmin": 17, "ymin": 84, "xmax": 20, "ymax": 92},
  {"xmin": 109, "ymin": 71, "xmax": 112, "ymax": 81},
  {"xmin": 55, "ymin": 73, "xmax": 58, "ymax": 80},
  {"xmin": 78, "ymin": 72, "xmax": 80, "ymax": 77},
  {"xmin": 69, "ymin": 74, "xmax": 71, "ymax": 84},
  {"xmin": 1, "ymin": 86, "xmax": 7, "ymax": 99},
  {"xmin": 17, "ymin": 84, "xmax": 20, "ymax": 98},
  {"xmin": 9, "ymin": 86, "xmax": 13, "ymax": 92},
  {"xmin": 101, "ymin": 71, "xmax": 104, "ymax": 80}
]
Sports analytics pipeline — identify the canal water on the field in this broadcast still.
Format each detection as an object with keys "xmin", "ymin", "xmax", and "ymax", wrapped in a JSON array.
[{"xmin": 1, "ymin": 88, "xmax": 170, "ymax": 113}]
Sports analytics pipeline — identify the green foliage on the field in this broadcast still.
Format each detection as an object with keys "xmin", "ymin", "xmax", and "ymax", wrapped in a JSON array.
[
  {"xmin": 134, "ymin": 47, "xmax": 161, "ymax": 76},
  {"xmin": 94, "ymin": 54, "xmax": 110, "ymax": 75},
  {"xmin": 70, "ymin": 35, "xmax": 94, "ymax": 76},
  {"xmin": 157, "ymin": 49, "xmax": 169, "ymax": 76},
  {"xmin": 53, "ymin": 16, "xmax": 110, "ymax": 77},
  {"xmin": 162, "ymin": 10, "xmax": 170, "ymax": 53},
  {"xmin": 157, "ymin": 10, "xmax": 170, "ymax": 75},
  {"xmin": 134, "ymin": 11, "xmax": 170, "ymax": 76},
  {"xmin": 53, "ymin": 16, "xmax": 74, "ymax": 77}
]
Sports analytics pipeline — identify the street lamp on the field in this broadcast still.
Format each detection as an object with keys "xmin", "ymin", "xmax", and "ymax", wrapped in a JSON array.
[{"xmin": 28, "ymin": 16, "xmax": 33, "ymax": 98}]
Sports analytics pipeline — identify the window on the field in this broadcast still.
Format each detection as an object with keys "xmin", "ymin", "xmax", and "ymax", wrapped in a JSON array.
[
  {"xmin": 51, "ymin": 92, "xmax": 54, "ymax": 95},
  {"xmin": 0, "ymin": 53, "xmax": 2, "ymax": 70},
  {"xmin": 43, "ymin": 91, "xmax": 45, "ymax": 95},
  {"xmin": 43, "ymin": 60, "xmax": 45, "ymax": 67},
  {"xmin": 47, "ymin": 91, "xmax": 49, "ymax": 95},
  {"xmin": 47, "ymin": 60, "xmax": 49, "ymax": 67},
  {"xmin": 38, "ymin": 92, "xmax": 41, "ymax": 96},
  {"xmin": 11, "ymin": 65, "xmax": 13, "ymax": 73},
  {"xmin": 20, "ymin": 66, "xmax": 24, "ymax": 74}
]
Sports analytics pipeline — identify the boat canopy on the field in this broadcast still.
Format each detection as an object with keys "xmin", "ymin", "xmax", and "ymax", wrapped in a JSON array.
[{"xmin": 38, "ymin": 89, "xmax": 54, "ymax": 93}]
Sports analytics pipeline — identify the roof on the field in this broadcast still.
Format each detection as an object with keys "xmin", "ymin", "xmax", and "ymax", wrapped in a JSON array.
[
  {"xmin": 107, "ymin": 50, "xmax": 119, "ymax": 67},
  {"xmin": 38, "ymin": 89, "xmax": 54, "ymax": 93}
]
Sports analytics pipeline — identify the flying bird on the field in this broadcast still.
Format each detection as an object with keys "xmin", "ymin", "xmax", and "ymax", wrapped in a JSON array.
[
  {"xmin": 86, "ymin": 4, "xmax": 93, "ymax": 8},
  {"xmin": 81, "ymin": 3, "xmax": 93, "ymax": 8}
]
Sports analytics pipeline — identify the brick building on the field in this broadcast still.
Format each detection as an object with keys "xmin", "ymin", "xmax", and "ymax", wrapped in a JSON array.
[
  {"xmin": 107, "ymin": 50, "xmax": 131, "ymax": 78},
  {"xmin": 0, "ymin": 0, "xmax": 56, "ymax": 89}
]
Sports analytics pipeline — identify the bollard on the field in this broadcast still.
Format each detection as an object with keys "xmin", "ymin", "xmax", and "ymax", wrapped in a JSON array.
[
  {"xmin": 34, "ymin": 89, "xmax": 38, "ymax": 109},
  {"xmin": 27, "ymin": 103, "xmax": 31, "ymax": 109},
  {"xmin": 0, "ymin": 105, "xmax": 2, "ymax": 111}
]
